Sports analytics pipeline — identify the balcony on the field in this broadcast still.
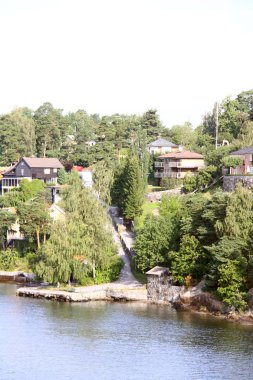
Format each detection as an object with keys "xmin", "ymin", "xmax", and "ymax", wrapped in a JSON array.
[
  {"xmin": 154, "ymin": 171, "xmax": 182, "ymax": 179},
  {"xmin": 168, "ymin": 161, "xmax": 203, "ymax": 169},
  {"xmin": 154, "ymin": 162, "xmax": 164, "ymax": 168}
]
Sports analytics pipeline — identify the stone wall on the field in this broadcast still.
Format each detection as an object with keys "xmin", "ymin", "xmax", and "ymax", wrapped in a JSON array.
[
  {"xmin": 147, "ymin": 273, "xmax": 176, "ymax": 303},
  {"xmin": 223, "ymin": 175, "xmax": 253, "ymax": 192}
]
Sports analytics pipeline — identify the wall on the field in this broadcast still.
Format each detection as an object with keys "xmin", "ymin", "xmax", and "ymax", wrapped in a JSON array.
[{"xmin": 223, "ymin": 175, "xmax": 253, "ymax": 191}]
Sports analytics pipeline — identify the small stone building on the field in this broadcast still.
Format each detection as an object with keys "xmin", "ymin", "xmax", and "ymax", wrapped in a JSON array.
[{"xmin": 146, "ymin": 266, "xmax": 173, "ymax": 302}]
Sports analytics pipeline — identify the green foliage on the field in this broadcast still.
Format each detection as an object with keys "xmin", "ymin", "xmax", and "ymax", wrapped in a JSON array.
[
  {"xmin": 134, "ymin": 195, "xmax": 182, "ymax": 272},
  {"xmin": 197, "ymin": 165, "xmax": 217, "ymax": 189},
  {"xmin": 170, "ymin": 234, "xmax": 204, "ymax": 284},
  {"xmin": 183, "ymin": 174, "xmax": 197, "ymax": 193},
  {"xmin": 217, "ymin": 259, "xmax": 247, "ymax": 310},
  {"xmin": 93, "ymin": 160, "xmax": 113, "ymax": 204},
  {"xmin": 0, "ymin": 249, "xmax": 20, "ymax": 271},
  {"xmin": 221, "ymin": 156, "xmax": 243, "ymax": 169},
  {"xmin": 160, "ymin": 177, "xmax": 180, "ymax": 190},
  {"xmin": 35, "ymin": 176, "xmax": 118, "ymax": 284},
  {"xmin": 134, "ymin": 215, "xmax": 172, "ymax": 272},
  {"xmin": 122, "ymin": 155, "xmax": 145, "ymax": 221},
  {"xmin": 0, "ymin": 210, "xmax": 16, "ymax": 250},
  {"xmin": 57, "ymin": 168, "xmax": 69, "ymax": 185}
]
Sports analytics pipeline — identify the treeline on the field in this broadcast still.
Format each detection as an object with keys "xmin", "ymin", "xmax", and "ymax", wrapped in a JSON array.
[
  {"xmin": 134, "ymin": 184, "xmax": 253, "ymax": 310},
  {"xmin": 0, "ymin": 174, "xmax": 121, "ymax": 285},
  {"xmin": 0, "ymin": 104, "xmax": 165, "ymax": 166},
  {"xmin": 1, "ymin": 89, "xmax": 252, "ymax": 176}
]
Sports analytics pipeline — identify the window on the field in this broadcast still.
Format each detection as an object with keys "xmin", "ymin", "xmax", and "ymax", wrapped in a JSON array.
[
  {"xmin": 44, "ymin": 168, "xmax": 50, "ymax": 174},
  {"xmin": 21, "ymin": 169, "xmax": 24, "ymax": 176},
  {"xmin": 21, "ymin": 161, "xmax": 24, "ymax": 166},
  {"xmin": 53, "ymin": 168, "xmax": 57, "ymax": 173}
]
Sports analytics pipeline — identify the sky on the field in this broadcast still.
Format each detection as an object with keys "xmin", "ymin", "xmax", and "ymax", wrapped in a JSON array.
[{"xmin": 0, "ymin": 0, "xmax": 253, "ymax": 128}]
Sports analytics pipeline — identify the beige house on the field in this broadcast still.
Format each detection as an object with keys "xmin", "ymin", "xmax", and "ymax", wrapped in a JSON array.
[
  {"xmin": 155, "ymin": 150, "xmax": 205, "ymax": 179},
  {"xmin": 147, "ymin": 138, "xmax": 179, "ymax": 155}
]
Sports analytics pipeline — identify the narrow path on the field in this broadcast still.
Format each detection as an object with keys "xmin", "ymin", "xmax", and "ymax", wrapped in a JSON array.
[{"xmin": 111, "ymin": 226, "xmax": 141, "ymax": 287}]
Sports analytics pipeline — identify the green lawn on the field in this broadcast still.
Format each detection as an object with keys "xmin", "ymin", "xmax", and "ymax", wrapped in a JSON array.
[{"xmin": 135, "ymin": 200, "xmax": 160, "ymax": 229}]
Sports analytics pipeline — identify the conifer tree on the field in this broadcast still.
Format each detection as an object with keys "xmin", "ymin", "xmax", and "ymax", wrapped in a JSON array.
[{"xmin": 122, "ymin": 155, "xmax": 145, "ymax": 222}]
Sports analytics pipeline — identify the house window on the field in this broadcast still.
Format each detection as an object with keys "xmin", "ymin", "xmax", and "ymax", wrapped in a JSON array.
[
  {"xmin": 21, "ymin": 161, "xmax": 24, "ymax": 166},
  {"xmin": 53, "ymin": 168, "xmax": 57, "ymax": 173},
  {"xmin": 21, "ymin": 169, "xmax": 24, "ymax": 176},
  {"xmin": 44, "ymin": 168, "xmax": 50, "ymax": 174}
]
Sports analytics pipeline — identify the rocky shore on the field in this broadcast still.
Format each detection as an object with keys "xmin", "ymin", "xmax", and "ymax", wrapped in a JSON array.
[{"xmin": 16, "ymin": 283, "xmax": 147, "ymax": 303}]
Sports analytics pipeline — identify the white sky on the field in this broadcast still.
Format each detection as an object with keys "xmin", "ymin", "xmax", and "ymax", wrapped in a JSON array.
[{"xmin": 0, "ymin": 0, "xmax": 252, "ymax": 127}]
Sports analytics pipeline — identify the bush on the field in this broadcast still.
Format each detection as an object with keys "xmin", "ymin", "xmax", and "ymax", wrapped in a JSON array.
[
  {"xmin": 0, "ymin": 249, "xmax": 20, "ymax": 271},
  {"xmin": 183, "ymin": 174, "xmax": 197, "ymax": 193},
  {"xmin": 161, "ymin": 177, "xmax": 181, "ymax": 190}
]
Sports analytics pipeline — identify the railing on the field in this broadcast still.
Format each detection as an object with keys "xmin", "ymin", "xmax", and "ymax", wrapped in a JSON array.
[
  {"xmin": 168, "ymin": 162, "xmax": 204, "ymax": 169},
  {"xmin": 154, "ymin": 171, "xmax": 182, "ymax": 179},
  {"xmin": 154, "ymin": 162, "xmax": 164, "ymax": 168}
]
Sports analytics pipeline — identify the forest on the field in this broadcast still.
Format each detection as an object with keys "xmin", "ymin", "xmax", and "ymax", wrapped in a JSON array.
[{"xmin": 1, "ymin": 89, "xmax": 253, "ymax": 306}]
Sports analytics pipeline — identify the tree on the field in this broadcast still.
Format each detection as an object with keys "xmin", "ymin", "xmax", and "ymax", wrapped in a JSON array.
[
  {"xmin": 0, "ymin": 108, "xmax": 36, "ymax": 165},
  {"xmin": 36, "ymin": 174, "xmax": 118, "ymax": 283},
  {"xmin": 17, "ymin": 197, "xmax": 51, "ymax": 249},
  {"xmin": 58, "ymin": 168, "xmax": 69, "ymax": 185},
  {"xmin": 93, "ymin": 160, "xmax": 113, "ymax": 204},
  {"xmin": 122, "ymin": 155, "xmax": 145, "ymax": 221},
  {"xmin": 34, "ymin": 102, "xmax": 63, "ymax": 158},
  {"xmin": 140, "ymin": 109, "xmax": 164, "ymax": 141},
  {"xmin": 221, "ymin": 156, "xmax": 243, "ymax": 169},
  {"xmin": 167, "ymin": 122, "xmax": 197, "ymax": 148},
  {"xmin": 0, "ymin": 210, "xmax": 16, "ymax": 250},
  {"xmin": 170, "ymin": 234, "xmax": 204, "ymax": 284},
  {"xmin": 134, "ymin": 215, "xmax": 172, "ymax": 272},
  {"xmin": 183, "ymin": 174, "xmax": 197, "ymax": 193}
]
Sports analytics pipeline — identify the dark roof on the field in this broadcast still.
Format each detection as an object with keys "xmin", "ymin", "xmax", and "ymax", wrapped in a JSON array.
[
  {"xmin": 158, "ymin": 150, "xmax": 203, "ymax": 159},
  {"xmin": 147, "ymin": 138, "xmax": 177, "ymax": 147},
  {"xmin": 146, "ymin": 266, "xmax": 169, "ymax": 276},
  {"xmin": 22, "ymin": 157, "xmax": 63, "ymax": 168},
  {"xmin": 230, "ymin": 147, "xmax": 253, "ymax": 155}
]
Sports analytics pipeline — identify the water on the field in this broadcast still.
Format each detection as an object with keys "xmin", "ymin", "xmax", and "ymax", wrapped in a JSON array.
[{"xmin": 0, "ymin": 284, "xmax": 253, "ymax": 380}]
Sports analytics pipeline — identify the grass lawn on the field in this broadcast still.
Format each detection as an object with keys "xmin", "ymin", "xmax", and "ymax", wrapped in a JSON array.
[{"xmin": 135, "ymin": 200, "xmax": 160, "ymax": 229}]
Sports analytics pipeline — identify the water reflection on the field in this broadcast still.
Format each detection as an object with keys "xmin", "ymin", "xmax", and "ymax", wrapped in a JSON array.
[{"xmin": 1, "ymin": 284, "xmax": 253, "ymax": 380}]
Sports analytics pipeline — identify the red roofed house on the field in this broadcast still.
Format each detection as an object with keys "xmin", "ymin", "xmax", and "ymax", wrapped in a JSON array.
[{"xmin": 155, "ymin": 150, "xmax": 205, "ymax": 180}]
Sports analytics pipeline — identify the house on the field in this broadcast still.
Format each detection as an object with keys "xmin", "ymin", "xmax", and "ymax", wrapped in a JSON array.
[
  {"xmin": 1, "ymin": 157, "xmax": 63, "ymax": 194},
  {"xmin": 147, "ymin": 138, "xmax": 179, "ymax": 155},
  {"xmin": 2, "ymin": 207, "xmax": 25, "ymax": 248},
  {"xmin": 223, "ymin": 147, "xmax": 253, "ymax": 191},
  {"xmin": 73, "ymin": 165, "xmax": 93, "ymax": 187},
  {"xmin": 48, "ymin": 204, "xmax": 65, "ymax": 222},
  {"xmin": 155, "ymin": 150, "xmax": 205, "ymax": 180},
  {"xmin": 227, "ymin": 147, "xmax": 253, "ymax": 175}
]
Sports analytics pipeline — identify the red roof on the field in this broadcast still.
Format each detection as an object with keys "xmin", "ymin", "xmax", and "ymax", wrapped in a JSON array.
[{"xmin": 158, "ymin": 150, "xmax": 203, "ymax": 159}]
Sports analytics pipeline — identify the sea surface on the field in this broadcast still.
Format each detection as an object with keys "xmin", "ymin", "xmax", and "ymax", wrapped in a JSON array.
[{"xmin": 0, "ymin": 283, "xmax": 253, "ymax": 380}]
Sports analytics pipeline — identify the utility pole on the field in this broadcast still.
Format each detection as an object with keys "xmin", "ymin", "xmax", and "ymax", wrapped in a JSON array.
[{"xmin": 215, "ymin": 102, "xmax": 219, "ymax": 150}]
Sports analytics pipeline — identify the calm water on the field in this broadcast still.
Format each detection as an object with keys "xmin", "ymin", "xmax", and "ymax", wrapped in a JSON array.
[{"xmin": 1, "ymin": 284, "xmax": 253, "ymax": 380}]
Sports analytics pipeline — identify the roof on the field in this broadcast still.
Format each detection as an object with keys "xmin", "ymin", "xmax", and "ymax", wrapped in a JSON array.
[
  {"xmin": 146, "ymin": 266, "xmax": 169, "ymax": 276},
  {"xmin": 158, "ymin": 150, "xmax": 203, "ymax": 159},
  {"xmin": 230, "ymin": 147, "xmax": 253, "ymax": 155},
  {"xmin": 22, "ymin": 157, "xmax": 63, "ymax": 169},
  {"xmin": 147, "ymin": 138, "xmax": 177, "ymax": 147}
]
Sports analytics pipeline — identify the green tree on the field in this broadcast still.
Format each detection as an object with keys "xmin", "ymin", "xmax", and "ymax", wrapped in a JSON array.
[
  {"xmin": 0, "ymin": 108, "xmax": 35, "ymax": 165},
  {"xmin": 36, "ymin": 174, "xmax": 118, "ymax": 283},
  {"xmin": 34, "ymin": 102, "xmax": 63, "ymax": 158},
  {"xmin": 183, "ymin": 174, "xmax": 197, "ymax": 193},
  {"xmin": 93, "ymin": 160, "xmax": 113, "ymax": 204},
  {"xmin": 17, "ymin": 197, "xmax": 51, "ymax": 250},
  {"xmin": 58, "ymin": 168, "xmax": 69, "ymax": 185},
  {"xmin": 122, "ymin": 155, "xmax": 145, "ymax": 221},
  {"xmin": 170, "ymin": 234, "xmax": 204, "ymax": 284},
  {"xmin": 0, "ymin": 210, "xmax": 16, "ymax": 250}
]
